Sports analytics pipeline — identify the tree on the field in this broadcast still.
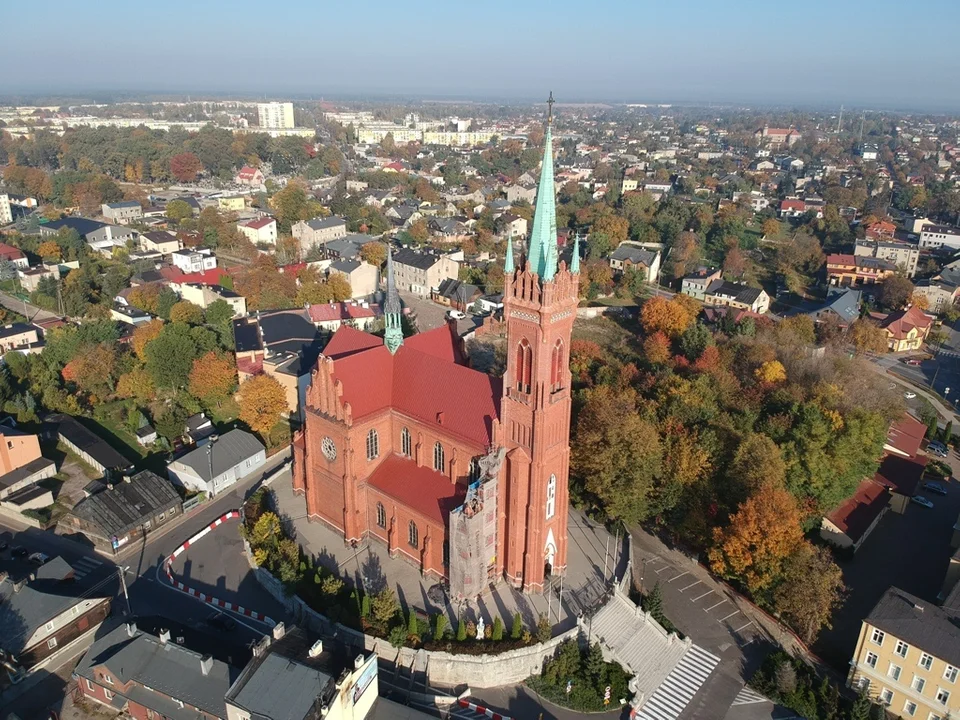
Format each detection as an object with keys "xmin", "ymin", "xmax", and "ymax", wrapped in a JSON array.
[
  {"xmin": 729, "ymin": 434, "xmax": 786, "ymax": 498},
  {"xmin": 408, "ymin": 218, "xmax": 429, "ymax": 243},
  {"xmin": 755, "ymin": 360, "xmax": 786, "ymax": 385},
  {"xmin": 116, "ymin": 368, "xmax": 155, "ymax": 402},
  {"xmin": 849, "ymin": 691, "xmax": 873, "ymax": 720},
  {"xmin": 169, "ymin": 152, "xmax": 204, "ymax": 183},
  {"xmin": 326, "ymin": 274, "xmax": 352, "ymax": 302},
  {"xmin": 205, "ymin": 299, "xmax": 235, "ymax": 326},
  {"xmin": 644, "ymin": 582, "xmax": 665, "ymax": 624},
  {"xmin": 640, "ymin": 296, "xmax": 696, "ymax": 338},
  {"xmin": 360, "ymin": 241, "xmax": 386, "ymax": 267},
  {"xmin": 131, "ymin": 319, "xmax": 165, "ymax": 361},
  {"xmin": 271, "ymin": 180, "xmax": 320, "ymax": 233},
  {"xmin": 189, "ymin": 351, "xmax": 237, "ymax": 406},
  {"xmin": 456, "ymin": 619, "xmax": 467, "ymax": 641},
  {"xmin": 165, "ymin": 199, "xmax": 194, "ymax": 222},
  {"xmin": 762, "ymin": 218, "xmax": 782, "ymax": 238},
  {"xmin": 679, "ymin": 322, "xmax": 713, "ymax": 361},
  {"xmin": 772, "ymin": 543, "xmax": 844, "ymax": 644},
  {"xmin": 510, "ymin": 612, "xmax": 522, "ymax": 640},
  {"xmin": 849, "ymin": 319, "xmax": 888, "ymax": 355},
  {"xmin": 943, "ymin": 420, "xmax": 953, "ymax": 444},
  {"xmin": 643, "ymin": 331, "xmax": 671, "ymax": 365},
  {"xmin": 433, "ymin": 613, "xmax": 448, "ymax": 641},
  {"xmin": 37, "ymin": 240, "xmax": 61, "ymax": 261},
  {"xmin": 144, "ymin": 323, "xmax": 199, "ymax": 388},
  {"xmin": 61, "ymin": 344, "xmax": 116, "ymax": 398},
  {"xmin": 169, "ymin": 301, "xmax": 204, "ymax": 325},
  {"xmin": 774, "ymin": 661, "xmax": 797, "ymax": 696},
  {"xmin": 708, "ymin": 486, "xmax": 804, "ymax": 594},
  {"xmin": 238, "ymin": 373, "xmax": 287, "ymax": 437},
  {"xmin": 491, "ymin": 616, "xmax": 503, "ymax": 641},
  {"xmin": 370, "ymin": 587, "xmax": 400, "ymax": 628},
  {"xmin": 878, "ymin": 275, "xmax": 914, "ymax": 310},
  {"xmin": 407, "ymin": 608, "xmax": 419, "ymax": 638}
]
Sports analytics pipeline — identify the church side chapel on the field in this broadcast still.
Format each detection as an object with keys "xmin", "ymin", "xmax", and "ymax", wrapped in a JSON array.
[{"xmin": 292, "ymin": 94, "xmax": 579, "ymax": 594}]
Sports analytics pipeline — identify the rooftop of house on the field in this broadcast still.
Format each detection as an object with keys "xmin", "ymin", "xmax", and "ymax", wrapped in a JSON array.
[
  {"xmin": 48, "ymin": 414, "xmax": 133, "ymax": 472},
  {"xmin": 824, "ymin": 478, "xmax": 890, "ymax": 543},
  {"xmin": 0, "ymin": 322, "xmax": 38, "ymax": 339},
  {"xmin": 42, "ymin": 217, "xmax": 107, "ymax": 238},
  {"xmin": 104, "ymin": 201, "xmax": 142, "ymax": 210},
  {"xmin": 301, "ymin": 216, "xmax": 346, "ymax": 230},
  {"xmin": 232, "ymin": 318, "xmax": 262, "ymax": 353},
  {"xmin": 706, "ymin": 280, "xmax": 764, "ymax": 305},
  {"xmin": 172, "ymin": 430, "xmax": 264, "ymax": 483},
  {"xmin": 865, "ymin": 587, "xmax": 960, "ymax": 668},
  {"xmin": 70, "ymin": 470, "xmax": 181, "ymax": 538},
  {"xmin": 609, "ymin": 245, "xmax": 658, "ymax": 265},
  {"xmin": 816, "ymin": 288, "xmax": 861, "ymax": 323},
  {"xmin": 875, "ymin": 305, "xmax": 933, "ymax": 339},
  {"xmin": 307, "ymin": 302, "xmax": 378, "ymax": 323},
  {"xmin": 885, "ymin": 414, "xmax": 928, "ymax": 458},
  {"xmin": 241, "ymin": 217, "xmax": 276, "ymax": 230}
]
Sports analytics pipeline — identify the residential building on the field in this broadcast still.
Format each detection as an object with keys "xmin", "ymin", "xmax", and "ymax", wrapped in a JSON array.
[
  {"xmin": 218, "ymin": 195, "xmax": 246, "ymax": 212},
  {"xmin": 703, "ymin": 280, "xmax": 770, "ymax": 314},
  {"xmin": 884, "ymin": 414, "xmax": 927, "ymax": 459},
  {"xmin": 0, "ymin": 562, "xmax": 112, "ymax": 673},
  {"xmin": 292, "ymin": 217, "xmax": 348, "ymax": 256},
  {"xmin": 914, "ymin": 265, "xmax": 960, "ymax": 314},
  {"xmin": 919, "ymin": 224, "xmax": 960, "ymax": 250},
  {"xmin": 846, "ymin": 587, "xmax": 960, "ymax": 719},
  {"xmin": 498, "ymin": 213, "xmax": 528, "ymax": 238},
  {"xmin": 732, "ymin": 190, "xmax": 770, "ymax": 212},
  {"xmin": 235, "ymin": 166, "xmax": 265, "ymax": 186},
  {"xmin": 140, "ymin": 230, "xmax": 181, "ymax": 255},
  {"xmin": 325, "ymin": 235, "xmax": 373, "ymax": 262},
  {"xmin": 504, "ymin": 184, "xmax": 536, "ymax": 204},
  {"xmin": 681, "ymin": 267, "xmax": 722, "ymax": 301},
  {"xmin": 808, "ymin": 288, "xmax": 862, "ymax": 328},
  {"xmin": 754, "ymin": 126, "xmax": 801, "ymax": 146},
  {"xmin": 238, "ymin": 216, "xmax": 278, "ymax": 245},
  {"xmin": 826, "ymin": 254, "xmax": 898, "ymax": 286},
  {"xmin": 0, "ymin": 426, "xmax": 42, "ymax": 477},
  {"xmin": 855, "ymin": 239, "xmax": 920, "ymax": 277},
  {"xmin": 111, "ymin": 303, "xmax": 153, "ymax": 325},
  {"xmin": 0, "ymin": 242, "xmax": 28, "ymax": 268},
  {"xmin": 0, "ymin": 426, "xmax": 55, "ymax": 504},
  {"xmin": 307, "ymin": 302, "xmax": 379, "ymax": 333},
  {"xmin": 0, "ymin": 322, "xmax": 41, "ymax": 352},
  {"xmin": 0, "ymin": 193, "xmax": 12, "ymax": 224},
  {"xmin": 864, "ymin": 220, "xmax": 897, "ymax": 241},
  {"xmin": 179, "ymin": 283, "xmax": 247, "ymax": 316},
  {"xmin": 328, "ymin": 260, "xmax": 379, "ymax": 299},
  {"xmin": 101, "ymin": 201, "xmax": 143, "ymax": 225},
  {"xmin": 258, "ymin": 101, "xmax": 295, "ymax": 130},
  {"xmin": 432, "ymin": 278, "xmax": 481, "ymax": 311},
  {"xmin": 872, "ymin": 306, "xmax": 933, "ymax": 352},
  {"xmin": 184, "ymin": 412, "xmax": 216, "ymax": 445},
  {"xmin": 172, "ymin": 247, "xmax": 217, "ymax": 273},
  {"xmin": 392, "ymin": 248, "xmax": 459, "ymax": 297},
  {"xmin": 60, "ymin": 470, "xmax": 182, "ymax": 553},
  {"xmin": 18, "ymin": 265, "xmax": 57, "ymax": 293},
  {"xmin": 608, "ymin": 245, "xmax": 661, "ymax": 282},
  {"xmin": 48, "ymin": 414, "xmax": 135, "ymax": 477},
  {"xmin": 168, "ymin": 429, "xmax": 266, "ymax": 497},
  {"xmin": 779, "ymin": 199, "xmax": 809, "ymax": 218}
]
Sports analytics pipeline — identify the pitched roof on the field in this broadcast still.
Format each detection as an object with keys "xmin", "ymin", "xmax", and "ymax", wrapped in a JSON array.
[
  {"xmin": 303, "ymin": 216, "xmax": 346, "ymax": 230},
  {"xmin": 237, "ymin": 166, "xmax": 261, "ymax": 179},
  {"xmin": 43, "ymin": 217, "xmax": 107, "ymax": 238},
  {"xmin": 307, "ymin": 302, "xmax": 377, "ymax": 323},
  {"xmin": 0, "ymin": 242, "xmax": 25, "ymax": 260},
  {"xmin": 233, "ymin": 319, "xmax": 262, "ymax": 353},
  {"xmin": 70, "ymin": 470, "xmax": 181, "ymax": 537},
  {"xmin": 885, "ymin": 414, "xmax": 927, "ymax": 458},
  {"xmin": 709, "ymin": 281, "xmax": 763, "ymax": 305},
  {"xmin": 865, "ymin": 587, "xmax": 960, "ymax": 668},
  {"xmin": 873, "ymin": 453, "xmax": 927, "ymax": 496},
  {"xmin": 104, "ymin": 201, "xmax": 141, "ymax": 210},
  {"xmin": 877, "ymin": 305, "xmax": 933, "ymax": 339},
  {"xmin": 825, "ymin": 478, "xmax": 889, "ymax": 543},
  {"xmin": 366, "ymin": 453, "xmax": 466, "ymax": 524},
  {"xmin": 393, "ymin": 248, "xmax": 441, "ymax": 270},
  {"xmin": 610, "ymin": 245, "xmax": 658, "ymax": 265},
  {"xmin": 817, "ymin": 288, "xmax": 861, "ymax": 323},
  {"xmin": 321, "ymin": 325, "xmax": 382, "ymax": 360},
  {"xmin": 173, "ymin": 430, "xmax": 264, "ymax": 483},
  {"xmin": 241, "ymin": 217, "xmax": 276, "ymax": 230},
  {"xmin": 49, "ymin": 414, "xmax": 134, "ymax": 472}
]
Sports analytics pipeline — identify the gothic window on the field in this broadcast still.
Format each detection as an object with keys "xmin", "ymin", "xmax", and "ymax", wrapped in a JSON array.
[
  {"xmin": 469, "ymin": 457, "xmax": 480, "ymax": 480},
  {"xmin": 408, "ymin": 520, "xmax": 419, "ymax": 549},
  {"xmin": 401, "ymin": 427, "xmax": 412, "ymax": 456},
  {"xmin": 546, "ymin": 474, "xmax": 557, "ymax": 520},
  {"xmin": 515, "ymin": 339, "xmax": 532, "ymax": 393},
  {"xmin": 551, "ymin": 339, "xmax": 564, "ymax": 392},
  {"xmin": 376, "ymin": 502, "xmax": 386, "ymax": 528},
  {"xmin": 433, "ymin": 442, "xmax": 445, "ymax": 472},
  {"xmin": 366, "ymin": 429, "xmax": 379, "ymax": 460}
]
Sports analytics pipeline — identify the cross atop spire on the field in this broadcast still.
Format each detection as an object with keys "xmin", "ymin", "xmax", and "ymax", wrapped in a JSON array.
[
  {"xmin": 547, "ymin": 90, "xmax": 555, "ymax": 125},
  {"xmin": 383, "ymin": 247, "xmax": 403, "ymax": 354}
]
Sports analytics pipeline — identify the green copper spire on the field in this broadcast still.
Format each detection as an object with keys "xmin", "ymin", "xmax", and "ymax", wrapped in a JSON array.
[
  {"xmin": 504, "ymin": 235, "xmax": 515, "ymax": 273},
  {"xmin": 383, "ymin": 248, "xmax": 403, "ymax": 354},
  {"xmin": 571, "ymin": 232, "xmax": 581, "ymax": 274},
  {"xmin": 527, "ymin": 92, "xmax": 558, "ymax": 281}
]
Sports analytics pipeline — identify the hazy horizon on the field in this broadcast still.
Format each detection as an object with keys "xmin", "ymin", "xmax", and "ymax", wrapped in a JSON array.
[{"xmin": 3, "ymin": 0, "xmax": 959, "ymax": 113}]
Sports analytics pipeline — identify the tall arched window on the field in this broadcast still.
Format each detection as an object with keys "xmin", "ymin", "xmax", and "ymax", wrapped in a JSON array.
[
  {"xmin": 469, "ymin": 457, "xmax": 480, "ymax": 480},
  {"xmin": 551, "ymin": 339, "xmax": 564, "ymax": 392},
  {"xmin": 408, "ymin": 520, "xmax": 419, "ymax": 549},
  {"xmin": 401, "ymin": 427, "xmax": 412, "ymax": 456},
  {"xmin": 376, "ymin": 502, "xmax": 386, "ymax": 528},
  {"xmin": 433, "ymin": 442, "xmax": 445, "ymax": 473},
  {"xmin": 366, "ymin": 429, "xmax": 379, "ymax": 460},
  {"xmin": 515, "ymin": 339, "xmax": 532, "ymax": 393},
  {"xmin": 545, "ymin": 474, "xmax": 557, "ymax": 520}
]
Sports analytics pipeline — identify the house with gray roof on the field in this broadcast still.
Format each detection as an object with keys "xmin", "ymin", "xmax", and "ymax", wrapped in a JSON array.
[
  {"xmin": 809, "ymin": 287, "xmax": 861, "ymax": 328},
  {"xmin": 59, "ymin": 470, "xmax": 182, "ymax": 553},
  {"xmin": 608, "ymin": 244, "xmax": 661, "ymax": 282},
  {"xmin": 167, "ymin": 429, "xmax": 265, "ymax": 497},
  {"xmin": 101, "ymin": 201, "xmax": 143, "ymax": 225},
  {"xmin": 292, "ymin": 216, "xmax": 347, "ymax": 257},
  {"xmin": 48, "ymin": 414, "xmax": 135, "ymax": 477}
]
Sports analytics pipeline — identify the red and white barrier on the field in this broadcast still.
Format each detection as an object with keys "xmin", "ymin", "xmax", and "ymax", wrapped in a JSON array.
[
  {"xmin": 457, "ymin": 699, "xmax": 513, "ymax": 720},
  {"xmin": 162, "ymin": 510, "xmax": 275, "ymax": 626}
]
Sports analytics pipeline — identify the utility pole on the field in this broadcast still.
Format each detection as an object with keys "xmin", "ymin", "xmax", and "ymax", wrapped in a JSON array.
[{"xmin": 117, "ymin": 565, "xmax": 131, "ymax": 616}]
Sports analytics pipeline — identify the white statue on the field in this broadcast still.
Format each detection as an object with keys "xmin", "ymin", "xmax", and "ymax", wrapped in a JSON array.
[{"xmin": 475, "ymin": 616, "xmax": 485, "ymax": 640}]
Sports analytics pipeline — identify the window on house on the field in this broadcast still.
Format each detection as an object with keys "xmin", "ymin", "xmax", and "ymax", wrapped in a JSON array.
[
  {"xmin": 376, "ymin": 502, "xmax": 386, "ymax": 529},
  {"xmin": 159, "ymin": 512, "xmax": 165, "ymax": 521},
  {"xmin": 546, "ymin": 474, "xmax": 557, "ymax": 520},
  {"xmin": 913, "ymin": 676, "xmax": 926, "ymax": 693},
  {"xmin": 401, "ymin": 427, "xmax": 412, "ymax": 456},
  {"xmin": 866, "ymin": 652, "xmax": 879, "ymax": 669},
  {"xmin": 45, "ymin": 621, "xmax": 54, "ymax": 632},
  {"xmin": 550, "ymin": 339, "xmax": 564, "ymax": 392},
  {"xmin": 904, "ymin": 700, "xmax": 918, "ymax": 717},
  {"xmin": 944, "ymin": 666, "xmax": 958, "ymax": 683},
  {"xmin": 103, "ymin": 674, "xmax": 113, "ymax": 685},
  {"xmin": 408, "ymin": 521, "xmax": 419, "ymax": 549},
  {"xmin": 469, "ymin": 457, "xmax": 480, "ymax": 480},
  {"xmin": 366, "ymin": 429, "xmax": 379, "ymax": 460},
  {"xmin": 936, "ymin": 688, "xmax": 950, "ymax": 705},
  {"xmin": 929, "ymin": 714, "xmax": 943, "ymax": 720},
  {"xmin": 85, "ymin": 679, "xmax": 94, "ymax": 692},
  {"xmin": 857, "ymin": 676, "xmax": 870, "ymax": 691},
  {"xmin": 871, "ymin": 628, "xmax": 885, "ymax": 646},
  {"xmin": 880, "ymin": 688, "xmax": 893, "ymax": 705},
  {"xmin": 895, "ymin": 640, "xmax": 910, "ymax": 658},
  {"xmin": 920, "ymin": 653, "xmax": 934, "ymax": 670},
  {"xmin": 47, "ymin": 637, "xmax": 57, "ymax": 649},
  {"xmin": 144, "ymin": 520, "xmax": 152, "ymax": 530},
  {"xmin": 433, "ymin": 442, "xmax": 445, "ymax": 473},
  {"xmin": 104, "ymin": 689, "xmax": 113, "ymax": 701},
  {"xmin": 889, "ymin": 664, "xmax": 902, "ymax": 682}
]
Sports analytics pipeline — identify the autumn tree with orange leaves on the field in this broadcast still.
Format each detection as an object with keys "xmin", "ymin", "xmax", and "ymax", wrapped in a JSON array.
[
  {"xmin": 639, "ymin": 295, "xmax": 698, "ymax": 338},
  {"xmin": 189, "ymin": 352, "xmax": 237, "ymax": 407},
  {"xmin": 238, "ymin": 374, "xmax": 288, "ymax": 439},
  {"xmin": 131, "ymin": 319, "xmax": 164, "ymax": 361}
]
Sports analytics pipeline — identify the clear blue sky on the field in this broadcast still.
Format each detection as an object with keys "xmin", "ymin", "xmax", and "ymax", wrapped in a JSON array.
[{"xmin": 4, "ymin": 0, "xmax": 958, "ymax": 110}]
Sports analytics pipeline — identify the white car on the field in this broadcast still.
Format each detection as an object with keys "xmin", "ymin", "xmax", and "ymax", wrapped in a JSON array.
[
  {"xmin": 446, "ymin": 310, "xmax": 467, "ymax": 320},
  {"xmin": 910, "ymin": 495, "xmax": 934, "ymax": 509},
  {"xmin": 904, "ymin": 391, "xmax": 917, "ymax": 400}
]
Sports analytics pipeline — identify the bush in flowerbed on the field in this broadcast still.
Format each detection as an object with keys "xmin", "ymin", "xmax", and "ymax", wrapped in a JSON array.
[{"xmin": 526, "ymin": 640, "xmax": 631, "ymax": 712}]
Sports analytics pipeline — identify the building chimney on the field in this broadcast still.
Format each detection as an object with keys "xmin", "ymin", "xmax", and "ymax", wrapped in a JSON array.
[
  {"xmin": 159, "ymin": 628, "xmax": 170, "ymax": 644},
  {"xmin": 123, "ymin": 475, "xmax": 132, "ymax": 483},
  {"xmin": 126, "ymin": 622, "xmax": 137, "ymax": 637},
  {"xmin": 354, "ymin": 654, "xmax": 364, "ymax": 670},
  {"xmin": 272, "ymin": 622, "xmax": 286, "ymax": 641},
  {"xmin": 200, "ymin": 654, "xmax": 213, "ymax": 676},
  {"xmin": 308, "ymin": 640, "xmax": 323, "ymax": 658}
]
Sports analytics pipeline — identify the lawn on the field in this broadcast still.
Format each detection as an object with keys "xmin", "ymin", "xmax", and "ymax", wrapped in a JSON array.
[
  {"xmin": 93, "ymin": 400, "xmax": 149, "ymax": 459},
  {"xmin": 572, "ymin": 315, "xmax": 643, "ymax": 363}
]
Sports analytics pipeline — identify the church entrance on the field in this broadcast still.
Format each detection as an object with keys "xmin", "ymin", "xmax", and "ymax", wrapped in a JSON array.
[{"xmin": 544, "ymin": 542, "xmax": 556, "ymax": 577}]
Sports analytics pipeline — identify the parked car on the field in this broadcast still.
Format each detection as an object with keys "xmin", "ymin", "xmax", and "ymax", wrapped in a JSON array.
[
  {"xmin": 903, "ymin": 359, "xmax": 922, "ymax": 366},
  {"xmin": 11, "ymin": 546, "xmax": 27, "ymax": 558},
  {"xmin": 904, "ymin": 391, "xmax": 917, "ymax": 399},
  {"xmin": 28, "ymin": 552, "xmax": 49, "ymax": 566},
  {"xmin": 911, "ymin": 495, "xmax": 934, "ymax": 508},
  {"xmin": 205, "ymin": 612, "xmax": 237, "ymax": 632},
  {"xmin": 446, "ymin": 309, "xmax": 466, "ymax": 320},
  {"xmin": 923, "ymin": 481, "xmax": 948, "ymax": 496},
  {"xmin": 928, "ymin": 441, "xmax": 949, "ymax": 457}
]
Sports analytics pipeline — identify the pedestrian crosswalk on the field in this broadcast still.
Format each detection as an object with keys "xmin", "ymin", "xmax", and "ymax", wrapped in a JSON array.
[
  {"xmin": 72, "ymin": 556, "xmax": 103, "ymax": 579},
  {"xmin": 634, "ymin": 644, "xmax": 721, "ymax": 720},
  {"xmin": 731, "ymin": 685, "xmax": 769, "ymax": 706}
]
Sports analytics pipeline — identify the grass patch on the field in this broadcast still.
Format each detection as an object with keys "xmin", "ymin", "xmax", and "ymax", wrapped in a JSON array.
[
  {"xmin": 207, "ymin": 397, "xmax": 240, "ymax": 425},
  {"xmin": 56, "ymin": 441, "xmax": 100, "ymax": 479},
  {"xmin": 92, "ymin": 400, "xmax": 148, "ymax": 459}
]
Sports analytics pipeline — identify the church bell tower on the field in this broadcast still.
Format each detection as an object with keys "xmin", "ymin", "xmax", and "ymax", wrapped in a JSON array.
[{"xmin": 498, "ymin": 93, "xmax": 580, "ymax": 592}]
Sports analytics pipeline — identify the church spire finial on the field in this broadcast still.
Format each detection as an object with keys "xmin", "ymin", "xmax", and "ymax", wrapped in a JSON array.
[
  {"xmin": 547, "ymin": 91, "xmax": 554, "ymax": 125},
  {"xmin": 504, "ymin": 236, "xmax": 514, "ymax": 274},
  {"xmin": 526, "ymin": 93, "xmax": 558, "ymax": 281},
  {"xmin": 383, "ymin": 247, "xmax": 403, "ymax": 354}
]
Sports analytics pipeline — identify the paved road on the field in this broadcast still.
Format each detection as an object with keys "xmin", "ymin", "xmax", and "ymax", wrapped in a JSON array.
[
  {"xmin": 0, "ymin": 289, "xmax": 63, "ymax": 324},
  {"xmin": 399, "ymin": 291, "xmax": 477, "ymax": 335}
]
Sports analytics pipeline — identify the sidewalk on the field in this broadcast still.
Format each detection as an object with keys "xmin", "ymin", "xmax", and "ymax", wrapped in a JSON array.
[{"xmin": 868, "ymin": 354, "xmax": 959, "ymax": 423}]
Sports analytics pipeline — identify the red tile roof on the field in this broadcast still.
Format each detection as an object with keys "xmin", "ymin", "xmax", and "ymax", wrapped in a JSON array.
[
  {"xmin": 242, "ymin": 217, "xmax": 275, "ymax": 230},
  {"xmin": 877, "ymin": 305, "xmax": 933, "ymax": 340},
  {"xmin": 405, "ymin": 324, "xmax": 464, "ymax": 363},
  {"xmin": 885, "ymin": 414, "xmax": 927, "ymax": 458},
  {"xmin": 366, "ymin": 453, "xmax": 466, "ymax": 524},
  {"xmin": 826, "ymin": 253, "xmax": 856, "ymax": 266},
  {"xmin": 237, "ymin": 166, "xmax": 260, "ymax": 179},
  {"xmin": 323, "ymin": 326, "xmax": 384, "ymax": 360},
  {"xmin": 0, "ymin": 243, "xmax": 25, "ymax": 261},
  {"xmin": 237, "ymin": 356, "xmax": 264, "ymax": 376},
  {"xmin": 160, "ymin": 265, "xmax": 234, "ymax": 286},
  {"xmin": 826, "ymin": 478, "xmax": 889, "ymax": 542},
  {"xmin": 873, "ymin": 454, "xmax": 927, "ymax": 496},
  {"xmin": 780, "ymin": 199, "xmax": 806, "ymax": 211},
  {"xmin": 307, "ymin": 302, "xmax": 377, "ymax": 323}
]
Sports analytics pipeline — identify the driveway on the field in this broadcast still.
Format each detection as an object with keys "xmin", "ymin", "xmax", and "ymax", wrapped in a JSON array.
[{"xmin": 399, "ymin": 291, "xmax": 478, "ymax": 335}]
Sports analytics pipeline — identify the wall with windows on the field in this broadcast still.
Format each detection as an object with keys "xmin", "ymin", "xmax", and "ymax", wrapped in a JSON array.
[{"xmin": 20, "ymin": 597, "xmax": 111, "ymax": 669}]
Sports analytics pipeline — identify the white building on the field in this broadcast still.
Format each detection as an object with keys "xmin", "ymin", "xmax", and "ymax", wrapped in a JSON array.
[
  {"xmin": 0, "ymin": 194, "xmax": 12, "ymax": 225},
  {"xmin": 167, "ymin": 429, "xmax": 265, "ymax": 497},
  {"xmin": 172, "ymin": 248, "xmax": 217, "ymax": 273},
  {"xmin": 257, "ymin": 102, "xmax": 295, "ymax": 130},
  {"xmin": 237, "ymin": 216, "xmax": 278, "ymax": 245},
  {"xmin": 919, "ymin": 224, "xmax": 960, "ymax": 250}
]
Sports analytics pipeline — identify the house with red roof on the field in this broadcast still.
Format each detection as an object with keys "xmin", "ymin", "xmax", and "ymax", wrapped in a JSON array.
[
  {"xmin": 237, "ymin": 216, "xmax": 277, "ymax": 245},
  {"xmin": 755, "ymin": 126, "xmax": 802, "ymax": 147},
  {"xmin": 307, "ymin": 301, "xmax": 379, "ymax": 332},
  {"xmin": 0, "ymin": 242, "xmax": 28, "ymax": 269},
  {"xmin": 779, "ymin": 199, "xmax": 807, "ymax": 218},
  {"xmin": 884, "ymin": 413, "xmax": 927, "ymax": 458},
  {"xmin": 872, "ymin": 305, "xmax": 933, "ymax": 352},
  {"xmin": 234, "ymin": 166, "xmax": 264, "ymax": 186},
  {"xmin": 865, "ymin": 220, "xmax": 897, "ymax": 241}
]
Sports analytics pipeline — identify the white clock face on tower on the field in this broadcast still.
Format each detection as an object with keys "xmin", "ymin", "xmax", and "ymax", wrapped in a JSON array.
[{"xmin": 321, "ymin": 437, "xmax": 337, "ymax": 461}]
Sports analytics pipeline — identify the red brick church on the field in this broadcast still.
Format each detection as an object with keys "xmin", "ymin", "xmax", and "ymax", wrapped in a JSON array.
[{"xmin": 292, "ymin": 96, "xmax": 579, "ymax": 593}]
